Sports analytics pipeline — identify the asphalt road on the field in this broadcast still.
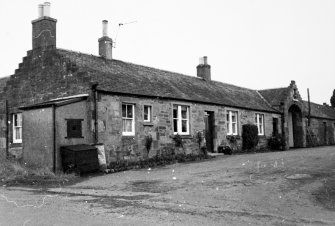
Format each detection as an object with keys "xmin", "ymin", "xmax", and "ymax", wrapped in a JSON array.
[{"xmin": 1, "ymin": 146, "xmax": 335, "ymax": 226}]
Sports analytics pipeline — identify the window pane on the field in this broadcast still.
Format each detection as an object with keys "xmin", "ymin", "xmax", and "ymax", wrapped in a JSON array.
[
  {"xmin": 173, "ymin": 119, "xmax": 178, "ymax": 132},
  {"xmin": 226, "ymin": 112, "xmax": 230, "ymax": 122},
  {"xmin": 255, "ymin": 115, "xmax": 258, "ymax": 124},
  {"xmin": 127, "ymin": 105, "xmax": 133, "ymax": 118},
  {"xmin": 144, "ymin": 106, "xmax": 148, "ymax": 121},
  {"xmin": 18, "ymin": 114, "xmax": 22, "ymax": 126},
  {"xmin": 122, "ymin": 104, "xmax": 126, "ymax": 117},
  {"xmin": 15, "ymin": 128, "xmax": 21, "ymax": 140},
  {"xmin": 173, "ymin": 107, "xmax": 178, "ymax": 118},
  {"xmin": 232, "ymin": 114, "xmax": 236, "ymax": 123},
  {"xmin": 182, "ymin": 120, "xmax": 187, "ymax": 132},
  {"xmin": 232, "ymin": 122, "xmax": 236, "ymax": 134},
  {"xmin": 14, "ymin": 114, "xmax": 18, "ymax": 127},
  {"xmin": 227, "ymin": 122, "xmax": 230, "ymax": 134},
  {"xmin": 181, "ymin": 106, "xmax": 187, "ymax": 119},
  {"xmin": 123, "ymin": 119, "xmax": 132, "ymax": 132}
]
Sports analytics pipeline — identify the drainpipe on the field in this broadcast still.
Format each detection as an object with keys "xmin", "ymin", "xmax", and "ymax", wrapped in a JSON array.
[
  {"xmin": 52, "ymin": 104, "xmax": 56, "ymax": 173},
  {"xmin": 307, "ymin": 88, "xmax": 311, "ymax": 126},
  {"xmin": 5, "ymin": 100, "xmax": 9, "ymax": 159},
  {"xmin": 91, "ymin": 84, "xmax": 98, "ymax": 144}
]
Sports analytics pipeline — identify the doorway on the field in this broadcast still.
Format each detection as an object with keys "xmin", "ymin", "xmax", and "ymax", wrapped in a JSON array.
[
  {"xmin": 288, "ymin": 105, "xmax": 303, "ymax": 148},
  {"xmin": 204, "ymin": 111, "xmax": 214, "ymax": 152},
  {"xmin": 323, "ymin": 122, "xmax": 327, "ymax": 144}
]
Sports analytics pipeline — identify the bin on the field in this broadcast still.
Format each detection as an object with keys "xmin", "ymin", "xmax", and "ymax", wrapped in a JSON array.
[{"xmin": 61, "ymin": 144, "xmax": 99, "ymax": 174}]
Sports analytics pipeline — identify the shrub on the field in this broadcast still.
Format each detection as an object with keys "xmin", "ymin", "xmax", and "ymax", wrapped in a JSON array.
[
  {"xmin": 144, "ymin": 134, "xmax": 153, "ymax": 158},
  {"xmin": 172, "ymin": 134, "xmax": 184, "ymax": 148},
  {"xmin": 218, "ymin": 145, "xmax": 232, "ymax": 155},
  {"xmin": 268, "ymin": 135, "xmax": 284, "ymax": 150},
  {"xmin": 242, "ymin": 124, "xmax": 259, "ymax": 151}
]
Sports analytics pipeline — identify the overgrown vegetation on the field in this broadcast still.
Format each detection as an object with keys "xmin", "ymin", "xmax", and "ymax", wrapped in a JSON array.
[
  {"xmin": 0, "ymin": 158, "xmax": 77, "ymax": 187},
  {"xmin": 242, "ymin": 124, "xmax": 259, "ymax": 151},
  {"xmin": 268, "ymin": 134, "xmax": 284, "ymax": 150},
  {"xmin": 172, "ymin": 134, "xmax": 184, "ymax": 148},
  {"xmin": 195, "ymin": 131, "xmax": 207, "ymax": 157},
  {"xmin": 144, "ymin": 134, "xmax": 153, "ymax": 158},
  {"xmin": 108, "ymin": 152, "xmax": 212, "ymax": 173},
  {"xmin": 331, "ymin": 89, "xmax": 335, "ymax": 107}
]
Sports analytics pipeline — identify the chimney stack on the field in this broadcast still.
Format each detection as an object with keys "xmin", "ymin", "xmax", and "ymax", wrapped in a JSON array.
[
  {"xmin": 98, "ymin": 20, "xmax": 113, "ymax": 60},
  {"xmin": 32, "ymin": 2, "xmax": 57, "ymax": 50},
  {"xmin": 197, "ymin": 56, "xmax": 211, "ymax": 81}
]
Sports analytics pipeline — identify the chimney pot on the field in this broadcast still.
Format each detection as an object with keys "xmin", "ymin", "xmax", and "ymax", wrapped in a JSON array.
[
  {"xmin": 38, "ymin": 4, "xmax": 44, "ymax": 18},
  {"xmin": 99, "ymin": 20, "xmax": 113, "ymax": 59},
  {"xmin": 43, "ymin": 2, "xmax": 51, "ymax": 17},
  {"xmin": 197, "ymin": 56, "xmax": 211, "ymax": 81},
  {"xmin": 203, "ymin": 56, "xmax": 208, "ymax": 65},
  {"xmin": 102, "ymin": 20, "xmax": 108, "ymax": 36}
]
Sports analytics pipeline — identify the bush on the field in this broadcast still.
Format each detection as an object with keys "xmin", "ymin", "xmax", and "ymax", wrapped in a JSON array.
[
  {"xmin": 218, "ymin": 145, "xmax": 232, "ymax": 155},
  {"xmin": 172, "ymin": 134, "xmax": 184, "ymax": 148},
  {"xmin": 242, "ymin": 124, "xmax": 259, "ymax": 151},
  {"xmin": 268, "ymin": 135, "xmax": 284, "ymax": 150}
]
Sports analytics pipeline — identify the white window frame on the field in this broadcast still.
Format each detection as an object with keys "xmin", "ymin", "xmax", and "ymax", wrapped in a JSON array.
[
  {"xmin": 143, "ymin": 105, "xmax": 152, "ymax": 122},
  {"xmin": 227, "ymin": 110, "xmax": 238, "ymax": 135},
  {"xmin": 255, "ymin": 113, "xmax": 265, "ymax": 135},
  {"xmin": 173, "ymin": 105, "xmax": 190, "ymax": 135},
  {"xmin": 13, "ymin": 113, "xmax": 22, "ymax": 143},
  {"xmin": 122, "ymin": 103, "xmax": 135, "ymax": 136}
]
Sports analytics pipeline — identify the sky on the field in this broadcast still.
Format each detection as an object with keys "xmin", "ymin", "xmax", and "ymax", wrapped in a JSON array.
[{"xmin": 0, "ymin": 0, "xmax": 334, "ymax": 105}]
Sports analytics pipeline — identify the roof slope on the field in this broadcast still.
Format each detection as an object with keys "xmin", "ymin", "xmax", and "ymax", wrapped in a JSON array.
[
  {"xmin": 258, "ymin": 87, "xmax": 289, "ymax": 106},
  {"xmin": 56, "ymin": 49, "xmax": 278, "ymax": 113},
  {"xmin": 259, "ymin": 87, "xmax": 335, "ymax": 120},
  {"xmin": 303, "ymin": 101, "xmax": 335, "ymax": 120}
]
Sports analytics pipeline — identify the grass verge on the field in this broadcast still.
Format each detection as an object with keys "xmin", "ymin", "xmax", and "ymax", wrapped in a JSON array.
[{"xmin": 0, "ymin": 158, "xmax": 80, "ymax": 188}]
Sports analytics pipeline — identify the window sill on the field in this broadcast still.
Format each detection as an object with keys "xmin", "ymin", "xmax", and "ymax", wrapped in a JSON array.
[
  {"xmin": 65, "ymin": 136, "xmax": 84, "ymax": 139},
  {"xmin": 122, "ymin": 134, "xmax": 135, "ymax": 137},
  {"xmin": 10, "ymin": 143, "xmax": 22, "ymax": 148}
]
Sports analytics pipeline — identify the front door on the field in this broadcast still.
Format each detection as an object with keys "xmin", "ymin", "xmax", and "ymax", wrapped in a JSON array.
[{"xmin": 204, "ymin": 111, "xmax": 214, "ymax": 152}]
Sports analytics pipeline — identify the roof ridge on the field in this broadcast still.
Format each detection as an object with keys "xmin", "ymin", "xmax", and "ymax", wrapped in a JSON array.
[{"xmin": 258, "ymin": 87, "xmax": 288, "ymax": 91}]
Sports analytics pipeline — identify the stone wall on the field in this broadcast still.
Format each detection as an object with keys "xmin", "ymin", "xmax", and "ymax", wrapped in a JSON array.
[
  {"xmin": 307, "ymin": 118, "xmax": 335, "ymax": 146},
  {"xmin": 96, "ymin": 93, "xmax": 282, "ymax": 164}
]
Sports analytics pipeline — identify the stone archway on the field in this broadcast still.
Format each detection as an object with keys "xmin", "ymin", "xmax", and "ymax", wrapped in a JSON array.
[{"xmin": 288, "ymin": 104, "xmax": 304, "ymax": 148}]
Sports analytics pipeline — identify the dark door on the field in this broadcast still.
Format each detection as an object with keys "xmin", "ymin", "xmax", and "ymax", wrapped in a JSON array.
[
  {"xmin": 204, "ymin": 111, "xmax": 214, "ymax": 152},
  {"xmin": 272, "ymin": 118, "xmax": 278, "ymax": 136},
  {"xmin": 324, "ymin": 122, "xmax": 327, "ymax": 144}
]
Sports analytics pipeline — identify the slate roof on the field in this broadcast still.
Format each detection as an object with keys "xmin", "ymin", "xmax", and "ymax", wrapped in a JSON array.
[
  {"xmin": 303, "ymin": 101, "xmax": 335, "ymax": 120},
  {"xmin": 258, "ymin": 87, "xmax": 289, "ymax": 106},
  {"xmin": 55, "ymin": 48, "xmax": 278, "ymax": 113}
]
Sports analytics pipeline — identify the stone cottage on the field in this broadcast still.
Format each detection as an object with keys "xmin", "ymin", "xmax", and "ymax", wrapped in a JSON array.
[{"xmin": 0, "ymin": 3, "xmax": 334, "ymax": 170}]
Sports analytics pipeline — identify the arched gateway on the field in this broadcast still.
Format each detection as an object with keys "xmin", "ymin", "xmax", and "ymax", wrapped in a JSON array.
[{"xmin": 287, "ymin": 104, "xmax": 304, "ymax": 148}]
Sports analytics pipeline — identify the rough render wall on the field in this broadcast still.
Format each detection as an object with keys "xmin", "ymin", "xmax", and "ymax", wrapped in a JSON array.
[
  {"xmin": 307, "ymin": 118, "xmax": 335, "ymax": 146},
  {"xmin": 96, "ymin": 94, "xmax": 281, "ymax": 164},
  {"xmin": 22, "ymin": 108, "xmax": 53, "ymax": 167},
  {"xmin": 55, "ymin": 101, "xmax": 92, "ymax": 171}
]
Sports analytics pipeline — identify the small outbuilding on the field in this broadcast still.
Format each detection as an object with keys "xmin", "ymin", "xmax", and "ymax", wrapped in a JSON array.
[{"xmin": 19, "ymin": 94, "xmax": 92, "ymax": 172}]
